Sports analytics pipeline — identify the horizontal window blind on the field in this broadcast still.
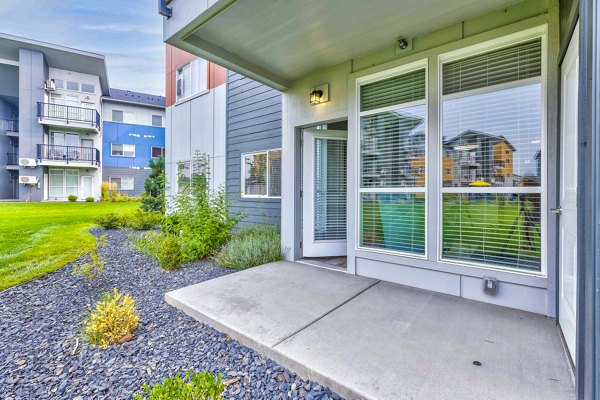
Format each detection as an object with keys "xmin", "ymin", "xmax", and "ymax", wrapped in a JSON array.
[
  {"xmin": 442, "ymin": 193, "xmax": 541, "ymax": 270},
  {"xmin": 361, "ymin": 69, "xmax": 426, "ymax": 112},
  {"xmin": 361, "ymin": 105, "xmax": 426, "ymax": 188},
  {"xmin": 443, "ymin": 38, "xmax": 542, "ymax": 95},
  {"xmin": 243, "ymin": 153, "xmax": 267, "ymax": 196},
  {"xmin": 360, "ymin": 193, "xmax": 425, "ymax": 254},
  {"xmin": 314, "ymin": 139, "xmax": 347, "ymax": 241},
  {"xmin": 268, "ymin": 150, "xmax": 282, "ymax": 197}
]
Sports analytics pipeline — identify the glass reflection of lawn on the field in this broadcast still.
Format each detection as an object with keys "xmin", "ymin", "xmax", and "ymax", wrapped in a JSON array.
[{"xmin": 361, "ymin": 194, "xmax": 541, "ymax": 271}]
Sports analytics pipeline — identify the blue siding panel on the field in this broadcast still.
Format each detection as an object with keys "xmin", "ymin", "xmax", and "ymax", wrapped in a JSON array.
[
  {"xmin": 102, "ymin": 121, "xmax": 165, "ymax": 169},
  {"xmin": 226, "ymin": 71, "xmax": 282, "ymax": 227}
]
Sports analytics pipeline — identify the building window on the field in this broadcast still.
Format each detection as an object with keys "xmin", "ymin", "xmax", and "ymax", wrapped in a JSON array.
[
  {"xmin": 176, "ymin": 58, "xmax": 208, "ymax": 101},
  {"xmin": 241, "ymin": 149, "xmax": 281, "ymax": 198},
  {"xmin": 176, "ymin": 159, "xmax": 207, "ymax": 193},
  {"xmin": 111, "ymin": 143, "xmax": 136, "ymax": 157},
  {"xmin": 440, "ymin": 37, "xmax": 543, "ymax": 271},
  {"xmin": 110, "ymin": 177, "xmax": 135, "ymax": 191},
  {"xmin": 81, "ymin": 84, "xmax": 95, "ymax": 94},
  {"xmin": 49, "ymin": 169, "xmax": 79, "ymax": 197},
  {"xmin": 152, "ymin": 115, "xmax": 163, "ymax": 127},
  {"xmin": 151, "ymin": 146, "xmax": 165, "ymax": 158},
  {"xmin": 66, "ymin": 81, "xmax": 79, "ymax": 91},
  {"xmin": 112, "ymin": 110, "xmax": 123, "ymax": 122},
  {"xmin": 52, "ymin": 79, "xmax": 64, "ymax": 89},
  {"xmin": 358, "ymin": 67, "xmax": 427, "ymax": 256}
]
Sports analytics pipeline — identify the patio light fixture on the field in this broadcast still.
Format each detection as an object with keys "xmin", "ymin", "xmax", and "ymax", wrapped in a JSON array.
[{"xmin": 309, "ymin": 83, "xmax": 329, "ymax": 105}]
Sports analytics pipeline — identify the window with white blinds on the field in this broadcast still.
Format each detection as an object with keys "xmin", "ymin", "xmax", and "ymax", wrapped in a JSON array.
[
  {"xmin": 440, "ymin": 37, "xmax": 544, "ymax": 271},
  {"xmin": 242, "ymin": 149, "xmax": 282, "ymax": 198},
  {"xmin": 314, "ymin": 138, "xmax": 347, "ymax": 241},
  {"xmin": 358, "ymin": 67, "xmax": 427, "ymax": 256}
]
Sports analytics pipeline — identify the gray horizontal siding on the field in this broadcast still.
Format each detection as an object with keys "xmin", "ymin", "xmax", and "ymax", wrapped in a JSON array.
[
  {"xmin": 102, "ymin": 167, "xmax": 150, "ymax": 196},
  {"xmin": 226, "ymin": 71, "xmax": 282, "ymax": 227}
]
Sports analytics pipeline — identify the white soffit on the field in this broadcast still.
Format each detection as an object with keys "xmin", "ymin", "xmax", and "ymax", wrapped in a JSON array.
[{"xmin": 185, "ymin": 0, "xmax": 523, "ymax": 86}]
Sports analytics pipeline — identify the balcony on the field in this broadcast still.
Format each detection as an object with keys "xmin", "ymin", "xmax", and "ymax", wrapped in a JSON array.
[
  {"xmin": 36, "ymin": 144, "xmax": 100, "ymax": 168},
  {"xmin": 37, "ymin": 102, "xmax": 100, "ymax": 133},
  {"xmin": 6, "ymin": 152, "xmax": 18, "ymax": 169},
  {"xmin": 0, "ymin": 118, "xmax": 18, "ymax": 136}
]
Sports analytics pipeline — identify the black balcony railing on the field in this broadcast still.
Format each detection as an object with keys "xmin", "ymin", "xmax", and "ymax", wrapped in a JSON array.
[
  {"xmin": 7, "ymin": 153, "xmax": 18, "ymax": 165},
  {"xmin": 37, "ymin": 102, "xmax": 100, "ymax": 129},
  {"xmin": 37, "ymin": 144, "xmax": 100, "ymax": 166},
  {"xmin": 0, "ymin": 118, "xmax": 18, "ymax": 132}
]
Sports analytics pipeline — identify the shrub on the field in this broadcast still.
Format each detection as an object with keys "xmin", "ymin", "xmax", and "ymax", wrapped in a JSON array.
[
  {"xmin": 85, "ymin": 196, "xmax": 95, "ymax": 202},
  {"xmin": 101, "ymin": 181, "xmax": 118, "ymax": 202},
  {"xmin": 95, "ymin": 213, "xmax": 128, "ymax": 229},
  {"xmin": 134, "ymin": 371, "xmax": 224, "ymax": 400},
  {"xmin": 73, "ymin": 235, "xmax": 107, "ymax": 284},
  {"xmin": 83, "ymin": 288, "xmax": 139, "ymax": 348},
  {"xmin": 68, "ymin": 195, "xmax": 78, "ymax": 202},
  {"xmin": 141, "ymin": 156, "xmax": 166, "ymax": 213},
  {"xmin": 130, "ymin": 209, "xmax": 162, "ymax": 231},
  {"xmin": 215, "ymin": 225, "xmax": 283, "ymax": 270},
  {"xmin": 133, "ymin": 232, "xmax": 185, "ymax": 270}
]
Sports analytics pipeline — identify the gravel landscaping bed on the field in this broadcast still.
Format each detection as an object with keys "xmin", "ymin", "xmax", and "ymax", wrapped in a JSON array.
[{"xmin": 0, "ymin": 228, "xmax": 342, "ymax": 400}]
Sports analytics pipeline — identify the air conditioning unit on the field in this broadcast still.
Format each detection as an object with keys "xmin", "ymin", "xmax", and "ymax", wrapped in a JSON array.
[
  {"xmin": 19, "ymin": 175, "xmax": 39, "ymax": 185},
  {"xmin": 19, "ymin": 158, "xmax": 37, "ymax": 167},
  {"xmin": 45, "ymin": 79, "xmax": 56, "ymax": 91}
]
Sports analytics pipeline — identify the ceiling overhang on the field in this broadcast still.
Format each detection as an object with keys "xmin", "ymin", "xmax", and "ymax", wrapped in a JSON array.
[{"xmin": 164, "ymin": 0, "xmax": 524, "ymax": 91}]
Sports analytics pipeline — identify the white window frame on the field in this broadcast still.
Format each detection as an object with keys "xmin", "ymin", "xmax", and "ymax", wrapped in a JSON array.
[
  {"xmin": 112, "ymin": 110, "xmax": 124, "ymax": 123},
  {"xmin": 151, "ymin": 115, "xmax": 163, "ymax": 127},
  {"xmin": 49, "ymin": 168, "xmax": 79, "ymax": 198},
  {"xmin": 436, "ymin": 25, "xmax": 548, "ymax": 276},
  {"xmin": 354, "ymin": 59, "xmax": 429, "ymax": 260},
  {"xmin": 176, "ymin": 58, "xmax": 208, "ymax": 102},
  {"xmin": 109, "ymin": 177, "xmax": 135, "ymax": 191},
  {"xmin": 111, "ymin": 143, "xmax": 136, "ymax": 157},
  {"xmin": 240, "ymin": 149, "xmax": 282, "ymax": 199}
]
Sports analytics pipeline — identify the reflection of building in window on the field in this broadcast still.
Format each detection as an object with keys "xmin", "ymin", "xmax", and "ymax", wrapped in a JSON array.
[
  {"xmin": 242, "ymin": 150, "xmax": 281, "ymax": 197},
  {"xmin": 442, "ymin": 129, "xmax": 516, "ymax": 187}
]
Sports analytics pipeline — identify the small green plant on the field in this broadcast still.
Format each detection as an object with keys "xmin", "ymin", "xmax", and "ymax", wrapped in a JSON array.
[
  {"xmin": 134, "ymin": 371, "xmax": 225, "ymax": 400},
  {"xmin": 130, "ymin": 209, "xmax": 162, "ymax": 231},
  {"xmin": 73, "ymin": 235, "xmax": 107, "ymax": 285},
  {"xmin": 133, "ymin": 232, "xmax": 185, "ymax": 270},
  {"xmin": 95, "ymin": 213, "xmax": 128, "ymax": 229},
  {"xmin": 83, "ymin": 288, "xmax": 139, "ymax": 348},
  {"xmin": 68, "ymin": 195, "xmax": 78, "ymax": 202},
  {"xmin": 85, "ymin": 196, "xmax": 95, "ymax": 202},
  {"xmin": 215, "ymin": 225, "xmax": 283, "ymax": 270}
]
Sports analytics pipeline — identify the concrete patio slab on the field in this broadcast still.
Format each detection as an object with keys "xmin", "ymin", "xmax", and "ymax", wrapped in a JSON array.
[
  {"xmin": 165, "ymin": 261, "xmax": 377, "ymax": 353},
  {"xmin": 166, "ymin": 262, "xmax": 575, "ymax": 400}
]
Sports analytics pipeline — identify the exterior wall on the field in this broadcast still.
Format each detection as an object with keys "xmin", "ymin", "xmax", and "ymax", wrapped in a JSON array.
[
  {"xmin": 101, "ymin": 101, "xmax": 165, "ymax": 196},
  {"xmin": 0, "ymin": 96, "xmax": 17, "ymax": 199},
  {"xmin": 47, "ymin": 67, "xmax": 102, "ymax": 111},
  {"xmin": 102, "ymin": 166, "xmax": 151, "ymax": 195},
  {"xmin": 165, "ymin": 47, "xmax": 227, "ymax": 198},
  {"xmin": 280, "ymin": 0, "xmax": 559, "ymax": 316},
  {"xmin": 18, "ymin": 48, "xmax": 47, "ymax": 202},
  {"xmin": 226, "ymin": 71, "xmax": 282, "ymax": 227}
]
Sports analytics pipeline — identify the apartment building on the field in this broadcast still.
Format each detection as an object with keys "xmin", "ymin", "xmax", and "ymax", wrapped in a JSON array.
[
  {"xmin": 0, "ymin": 33, "xmax": 109, "ymax": 201},
  {"xmin": 162, "ymin": 0, "xmax": 599, "ymax": 394},
  {"xmin": 164, "ymin": 45, "xmax": 226, "ymax": 198},
  {"xmin": 101, "ymin": 89, "xmax": 165, "ymax": 195}
]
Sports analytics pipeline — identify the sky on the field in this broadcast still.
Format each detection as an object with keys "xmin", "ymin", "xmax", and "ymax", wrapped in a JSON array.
[{"xmin": 1, "ymin": 0, "xmax": 165, "ymax": 96}]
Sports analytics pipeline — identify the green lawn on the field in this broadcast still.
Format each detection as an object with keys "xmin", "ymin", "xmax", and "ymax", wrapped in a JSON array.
[{"xmin": 0, "ymin": 202, "xmax": 139, "ymax": 291}]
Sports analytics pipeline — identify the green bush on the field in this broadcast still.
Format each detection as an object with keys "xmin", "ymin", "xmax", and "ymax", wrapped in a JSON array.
[
  {"xmin": 130, "ymin": 209, "xmax": 162, "ymax": 231},
  {"xmin": 85, "ymin": 196, "xmax": 95, "ymax": 202},
  {"xmin": 134, "ymin": 371, "xmax": 224, "ymax": 400},
  {"xmin": 133, "ymin": 231, "xmax": 185, "ymax": 270},
  {"xmin": 95, "ymin": 213, "xmax": 128, "ymax": 230},
  {"xmin": 215, "ymin": 225, "xmax": 283, "ymax": 270},
  {"xmin": 68, "ymin": 195, "xmax": 78, "ymax": 202},
  {"xmin": 141, "ymin": 156, "xmax": 166, "ymax": 213}
]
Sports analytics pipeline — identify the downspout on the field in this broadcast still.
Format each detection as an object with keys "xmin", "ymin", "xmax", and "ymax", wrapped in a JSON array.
[{"xmin": 577, "ymin": 0, "xmax": 600, "ymax": 398}]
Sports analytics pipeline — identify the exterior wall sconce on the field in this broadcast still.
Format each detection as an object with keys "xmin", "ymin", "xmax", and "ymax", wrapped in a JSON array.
[{"xmin": 310, "ymin": 83, "xmax": 329, "ymax": 105}]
